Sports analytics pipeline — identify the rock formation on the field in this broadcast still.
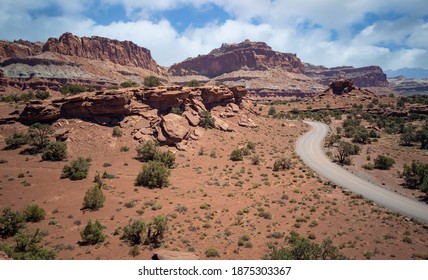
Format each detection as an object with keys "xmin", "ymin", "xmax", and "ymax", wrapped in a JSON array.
[
  {"xmin": 0, "ymin": 40, "xmax": 42, "ymax": 61},
  {"xmin": 169, "ymin": 40, "xmax": 304, "ymax": 77},
  {"xmin": 305, "ymin": 64, "xmax": 388, "ymax": 88},
  {"xmin": 43, "ymin": 32, "xmax": 161, "ymax": 73}
]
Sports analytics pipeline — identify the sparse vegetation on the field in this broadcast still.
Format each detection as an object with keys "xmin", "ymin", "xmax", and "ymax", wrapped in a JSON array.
[
  {"xmin": 61, "ymin": 157, "xmax": 92, "ymax": 180},
  {"xmin": 273, "ymin": 157, "xmax": 293, "ymax": 171},
  {"xmin": 136, "ymin": 161, "xmax": 170, "ymax": 188},
  {"xmin": 59, "ymin": 84, "xmax": 94, "ymax": 95},
  {"xmin": 112, "ymin": 127, "xmax": 123, "ymax": 137},
  {"xmin": 230, "ymin": 148, "xmax": 243, "ymax": 161},
  {"xmin": 0, "ymin": 208, "xmax": 25, "ymax": 238},
  {"xmin": 5, "ymin": 131, "xmax": 30, "ymax": 149},
  {"xmin": 120, "ymin": 81, "xmax": 138, "ymax": 88},
  {"xmin": 373, "ymin": 155, "xmax": 395, "ymax": 170},
  {"xmin": 80, "ymin": 220, "xmax": 105, "ymax": 245},
  {"xmin": 199, "ymin": 110, "xmax": 215, "ymax": 129},
  {"xmin": 23, "ymin": 205, "xmax": 45, "ymax": 222},
  {"xmin": 188, "ymin": 79, "xmax": 201, "ymax": 87},
  {"xmin": 402, "ymin": 161, "xmax": 428, "ymax": 198},
  {"xmin": 143, "ymin": 76, "xmax": 161, "ymax": 87},
  {"xmin": 28, "ymin": 123, "xmax": 54, "ymax": 152},
  {"xmin": 82, "ymin": 185, "xmax": 105, "ymax": 211},
  {"xmin": 42, "ymin": 141, "xmax": 67, "ymax": 161},
  {"xmin": 136, "ymin": 141, "xmax": 158, "ymax": 162},
  {"xmin": 268, "ymin": 231, "xmax": 346, "ymax": 260},
  {"xmin": 205, "ymin": 248, "xmax": 219, "ymax": 258}
]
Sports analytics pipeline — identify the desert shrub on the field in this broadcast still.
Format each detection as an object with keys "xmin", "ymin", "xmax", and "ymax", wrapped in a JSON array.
[
  {"xmin": 205, "ymin": 248, "xmax": 219, "ymax": 258},
  {"xmin": 273, "ymin": 157, "xmax": 293, "ymax": 171},
  {"xmin": 143, "ymin": 76, "xmax": 161, "ymax": 87},
  {"xmin": 122, "ymin": 219, "xmax": 146, "ymax": 245},
  {"xmin": 155, "ymin": 150, "xmax": 176, "ymax": 168},
  {"xmin": 369, "ymin": 130, "xmax": 380, "ymax": 138},
  {"xmin": 230, "ymin": 148, "xmax": 243, "ymax": 161},
  {"xmin": 374, "ymin": 155, "xmax": 395, "ymax": 170},
  {"xmin": 42, "ymin": 141, "xmax": 67, "ymax": 161},
  {"xmin": 112, "ymin": 127, "xmax": 123, "ymax": 137},
  {"xmin": 250, "ymin": 154, "xmax": 261, "ymax": 165},
  {"xmin": 199, "ymin": 110, "xmax": 215, "ymax": 129},
  {"xmin": 136, "ymin": 161, "xmax": 170, "ymax": 188},
  {"xmin": 268, "ymin": 106, "xmax": 276, "ymax": 116},
  {"xmin": 0, "ymin": 208, "xmax": 25, "ymax": 238},
  {"xmin": 400, "ymin": 126, "xmax": 416, "ymax": 146},
  {"xmin": 362, "ymin": 163, "xmax": 374, "ymax": 170},
  {"xmin": 336, "ymin": 141, "xmax": 360, "ymax": 165},
  {"xmin": 170, "ymin": 107, "xmax": 182, "ymax": 115},
  {"xmin": 188, "ymin": 79, "xmax": 201, "ymax": 87},
  {"xmin": 120, "ymin": 81, "xmax": 138, "ymax": 88},
  {"xmin": 5, "ymin": 131, "xmax": 30, "ymax": 149},
  {"xmin": 24, "ymin": 205, "xmax": 45, "ymax": 222},
  {"xmin": 82, "ymin": 185, "xmax": 105, "ymax": 211},
  {"xmin": 147, "ymin": 215, "xmax": 168, "ymax": 247},
  {"xmin": 325, "ymin": 133, "xmax": 341, "ymax": 147},
  {"xmin": 61, "ymin": 157, "xmax": 92, "ymax": 180},
  {"xmin": 416, "ymin": 123, "xmax": 428, "ymax": 149},
  {"xmin": 80, "ymin": 220, "xmax": 105, "ymax": 245},
  {"xmin": 0, "ymin": 229, "xmax": 56, "ymax": 260},
  {"xmin": 35, "ymin": 91, "xmax": 50, "ymax": 100},
  {"xmin": 59, "ymin": 84, "xmax": 94, "ymax": 95},
  {"xmin": 120, "ymin": 146, "xmax": 130, "ymax": 152},
  {"xmin": 136, "ymin": 141, "xmax": 159, "ymax": 162},
  {"xmin": 352, "ymin": 127, "xmax": 371, "ymax": 144},
  {"xmin": 402, "ymin": 161, "xmax": 428, "ymax": 197},
  {"xmin": 269, "ymin": 231, "xmax": 346, "ymax": 260},
  {"xmin": 28, "ymin": 123, "xmax": 54, "ymax": 152}
]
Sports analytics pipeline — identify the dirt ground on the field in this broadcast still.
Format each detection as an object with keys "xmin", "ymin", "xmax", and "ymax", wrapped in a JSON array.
[{"xmin": 0, "ymin": 102, "xmax": 427, "ymax": 260}]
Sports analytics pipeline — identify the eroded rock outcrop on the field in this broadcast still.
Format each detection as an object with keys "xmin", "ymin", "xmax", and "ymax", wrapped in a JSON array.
[
  {"xmin": 0, "ymin": 40, "xmax": 42, "ymax": 61},
  {"xmin": 43, "ymin": 32, "xmax": 161, "ymax": 73},
  {"xmin": 169, "ymin": 40, "xmax": 304, "ymax": 77}
]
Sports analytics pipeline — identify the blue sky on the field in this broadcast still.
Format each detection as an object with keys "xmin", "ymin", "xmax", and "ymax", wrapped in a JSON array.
[{"xmin": 1, "ymin": 0, "xmax": 427, "ymax": 70}]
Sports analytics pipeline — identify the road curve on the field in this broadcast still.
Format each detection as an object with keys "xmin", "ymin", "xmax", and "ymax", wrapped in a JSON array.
[{"xmin": 296, "ymin": 121, "xmax": 428, "ymax": 223}]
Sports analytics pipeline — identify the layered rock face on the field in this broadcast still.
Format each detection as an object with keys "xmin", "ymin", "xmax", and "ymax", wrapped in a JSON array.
[
  {"xmin": 169, "ymin": 40, "xmax": 304, "ymax": 77},
  {"xmin": 43, "ymin": 32, "xmax": 160, "ymax": 73},
  {"xmin": 0, "ymin": 40, "xmax": 42, "ymax": 61},
  {"xmin": 305, "ymin": 64, "xmax": 388, "ymax": 88},
  {"xmin": 14, "ymin": 85, "xmax": 253, "ymax": 147}
]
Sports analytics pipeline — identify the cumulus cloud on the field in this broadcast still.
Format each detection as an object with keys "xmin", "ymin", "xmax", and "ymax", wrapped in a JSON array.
[{"xmin": 0, "ymin": 0, "xmax": 427, "ymax": 69}]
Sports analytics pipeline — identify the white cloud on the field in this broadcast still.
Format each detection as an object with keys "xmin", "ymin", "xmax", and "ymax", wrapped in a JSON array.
[{"xmin": 0, "ymin": 0, "xmax": 427, "ymax": 70}]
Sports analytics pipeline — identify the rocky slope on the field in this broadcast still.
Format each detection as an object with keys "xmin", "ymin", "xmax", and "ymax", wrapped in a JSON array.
[
  {"xmin": 304, "ymin": 64, "xmax": 389, "ymax": 88},
  {"xmin": 0, "ymin": 40, "xmax": 43, "ymax": 61},
  {"xmin": 388, "ymin": 77, "xmax": 428, "ymax": 96},
  {"xmin": 169, "ymin": 40, "xmax": 304, "ymax": 77},
  {"xmin": 4, "ymin": 85, "xmax": 255, "ymax": 147}
]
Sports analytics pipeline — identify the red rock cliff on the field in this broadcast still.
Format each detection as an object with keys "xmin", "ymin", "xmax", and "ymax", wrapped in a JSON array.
[
  {"xmin": 169, "ymin": 40, "xmax": 304, "ymax": 77},
  {"xmin": 0, "ymin": 40, "xmax": 42, "ymax": 61},
  {"xmin": 42, "ymin": 32, "xmax": 161, "ymax": 73}
]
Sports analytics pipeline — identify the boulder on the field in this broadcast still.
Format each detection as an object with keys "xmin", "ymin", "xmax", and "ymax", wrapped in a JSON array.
[
  {"xmin": 54, "ymin": 128, "xmax": 71, "ymax": 141},
  {"xmin": 212, "ymin": 115, "xmax": 232, "ymax": 131},
  {"xmin": 238, "ymin": 114, "xmax": 258, "ymax": 128},
  {"xmin": 182, "ymin": 108, "xmax": 200, "ymax": 126},
  {"xmin": 160, "ymin": 114, "xmax": 190, "ymax": 143}
]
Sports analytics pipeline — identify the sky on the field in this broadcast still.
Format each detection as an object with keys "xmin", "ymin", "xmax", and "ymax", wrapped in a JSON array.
[{"xmin": 0, "ymin": 0, "xmax": 427, "ymax": 70}]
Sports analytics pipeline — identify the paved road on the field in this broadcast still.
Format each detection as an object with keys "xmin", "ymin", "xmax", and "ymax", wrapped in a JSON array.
[{"xmin": 296, "ymin": 121, "xmax": 428, "ymax": 223}]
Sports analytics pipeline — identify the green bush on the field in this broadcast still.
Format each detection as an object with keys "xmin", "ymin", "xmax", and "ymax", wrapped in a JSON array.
[
  {"xmin": 143, "ymin": 76, "xmax": 161, "ymax": 87},
  {"xmin": 268, "ymin": 107, "xmax": 276, "ymax": 116},
  {"xmin": 188, "ymin": 79, "xmax": 201, "ymax": 87},
  {"xmin": 5, "ymin": 131, "xmax": 30, "ymax": 149},
  {"xmin": 0, "ymin": 208, "xmax": 25, "ymax": 238},
  {"xmin": 35, "ymin": 91, "xmax": 50, "ymax": 100},
  {"xmin": 112, "ymin": 127, "xmax": 123, "ymax": 137},
  {"xmin": 82, "ymin": 185, "xmax": 105, "ymax": 211},
  {"xmin": 403, "ymin": 161, "xmax": 428, "ymax": 197},
  {"xmin": 42, "ymin": 141, "xmax": 67, "ymax": 161},
  {"xmin": 122, "ymin": 219, "xmax": 146, "ymax": 245},
  {"xmin": 59, "ymin": 84, "xmax": 94, "ymax": 95},
  {"xmin": 416, "ymin": 123, "xmax": 428, "ymax": 149},
  {"xmin": 80, "ymin": 220, "xmax": 105, "ymax": 245},
  {"xmin": 0, "ymin": 229, "xmax": 56, "ymax": 260},
  {"xmin": 120, "ymin": 81, "xmax": 138, "ymax": 88},
  {"xmin": 199, "ymin": 110, "xmax": 215, "ymax": 129},
  {"xmin": 155, "ymin": 150, "xmax": 176, "ymax": 169},
  {"xmin": 136, "ymin": 141, "xmax": 159, "ymax": 162},
  {"xmin": 374, "ymin": 155, "xmax": 395, "ymax": 170},
  {"xmin": 147, "ymin": 215, "xmax": 168, "ymax": 247},
  {"xmin": 230, "ymin": 148, "xmax": 243, "ymax": 161},
  {"xmin": 205, "ymin": 248, "xmax": 219, "ymax": 258},
  {"xmin": 29, "ymin": 123, "xmax": 54, "ymax": 152},
  {"xmin": 136, "ymin": 161, "xmax": 170, "ymax": 188},
  {"xmin": 269, "ymin": 231, "xmax": 346, "ymax": 260},
  {"xmin": 352, "ymin": 127, "xmax": 371, "ymax": 144},
  {"xmin": 273, "ymin": 157, "xmax": 292, "ymax": 171},
  {"xmin": 61, "ymin": 157, "xmax": 92, "ymax": 180},
  {"xmin": 170, "ymin": 107, "xmax": 182, "ymax": 115},
  {"xmin": 24, "ymin": 205, "xmax": 46, "ymax": 222}
]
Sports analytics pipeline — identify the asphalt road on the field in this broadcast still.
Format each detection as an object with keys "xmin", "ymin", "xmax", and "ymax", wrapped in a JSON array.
[{"xmin": 296, "ymin": 121, "xmax": 428, "ymax": 223}]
